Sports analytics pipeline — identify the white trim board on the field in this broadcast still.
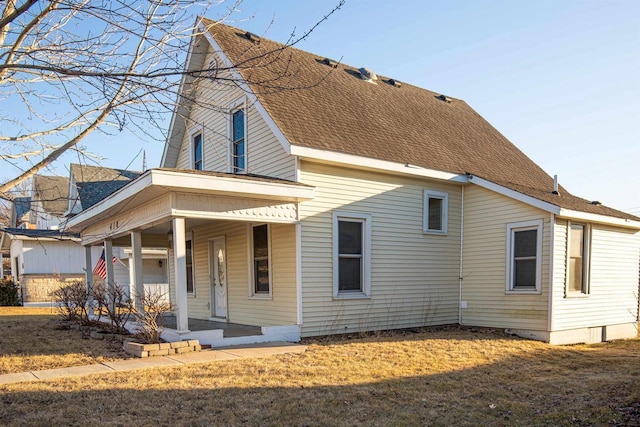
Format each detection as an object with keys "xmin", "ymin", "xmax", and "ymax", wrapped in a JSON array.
[
  {"xmin": 292, "ymin": 145, "xmax": 467, "ymax": 183},
  {"xmin": 469, "ymin": 175, "xmax": 640, "ymax": 230}
]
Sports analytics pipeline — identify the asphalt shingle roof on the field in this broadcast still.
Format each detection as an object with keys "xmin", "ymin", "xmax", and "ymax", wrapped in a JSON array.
[
  {"xmin": 70, "ymin": 164, "xmax": 140, "ymax": 211},
  {"xmin": 33, "ymin": 175, "xmax": 69, "ymax": 215},
  {"xmin": 203, "ymin": 19, "xmax": 637, "ymax": 221}
]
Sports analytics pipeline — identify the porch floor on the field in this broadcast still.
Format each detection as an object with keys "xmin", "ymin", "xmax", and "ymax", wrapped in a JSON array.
[{"xmin": 162, "ymin": 316, "xmax": 262, "ymax": 338}]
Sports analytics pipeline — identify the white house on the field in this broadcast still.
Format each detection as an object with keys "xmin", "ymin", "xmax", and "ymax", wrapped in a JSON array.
[
  {"xmin": 64, "ymin": 19, "xmax": 640, "ymax": 345},
  {"xmin": 1, "ymin": 168, "xmax": 168, "ymax": 303}
]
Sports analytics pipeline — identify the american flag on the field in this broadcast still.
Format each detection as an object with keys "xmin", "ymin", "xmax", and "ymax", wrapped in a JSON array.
[{"xmin": 93, "ymin": 249, "xmax": 118, "ymax": 280}]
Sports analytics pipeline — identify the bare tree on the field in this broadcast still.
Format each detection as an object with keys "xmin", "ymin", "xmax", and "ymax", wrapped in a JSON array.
[{"xmin": 0, "ymin": 0, "xmax": 344, "ymax": 199}]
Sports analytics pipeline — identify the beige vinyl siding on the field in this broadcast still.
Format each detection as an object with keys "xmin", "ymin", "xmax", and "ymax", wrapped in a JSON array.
[
  {"xmin": 552, "ymin": 220, "xmax": 640, "ymax": 331},
  {"xmin": 175, "ymin": 48, "xmax": 295, "ymax": 180},
  {"xmin": 461, "ymin": 185, "xmax": 550, "ymax": 330},
  {"xmin": 299, "ymin": 161, "xmax": 462, "ymax": 337},
  {"xmin": 184, "ymin": 220, "xmax": 297, "ymax": 326}
]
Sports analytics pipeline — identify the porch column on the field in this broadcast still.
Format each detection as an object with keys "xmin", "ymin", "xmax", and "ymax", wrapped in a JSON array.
[
  {"xmin": 104, "ymin": 240, "xmax": 115, "ymax": 313},
  {"xmin": 84, "ymin": 246, "xmax": 93, "ymax": 316},
  {"xmin": 172, "ymin": 217, "xmax": 189, "ymax": 333},
  {"xmin": 130, "ymin": 231, "xmax": 144, "ymax": 313}
]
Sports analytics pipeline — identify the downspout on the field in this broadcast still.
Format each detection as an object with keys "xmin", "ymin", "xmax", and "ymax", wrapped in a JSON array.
[
  {"xmin": 458, "ymin": 186, "xmax": 464, "ymax": 325},
  {"xmin": 547, "ymin": 213, "xmax": 555, "ymax": 333}
]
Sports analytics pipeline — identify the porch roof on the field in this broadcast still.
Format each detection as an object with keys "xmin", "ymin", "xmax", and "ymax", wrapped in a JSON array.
[{"xmin": 64, "ymin": 168, "xmax": 314, "ymax": 245}]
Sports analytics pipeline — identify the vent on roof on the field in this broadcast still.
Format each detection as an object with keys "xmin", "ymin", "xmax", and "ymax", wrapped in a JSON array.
[
  {"xmin": 323, "ymin": 58, "xmax": 338, "ymax": 68},
  {"xmin": 438, "ymin": 94, "xmax": 452, "ymax": 103},
  {"xmin": 358, "ymin": 67, "xmax": 378, "ymax": 82},
  {"xmin": 244, "ymin": 32, "xmax": 260, "ymax": 43},
  {"xmin": 386, "ymin": 78, "xmax": 402, "ymax": 88},
  {"xmin": 591, "ymin": 200, "xmax": 602, "ymax": 206}
]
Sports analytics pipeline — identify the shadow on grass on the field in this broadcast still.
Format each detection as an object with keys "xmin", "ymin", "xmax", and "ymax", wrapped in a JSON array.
[{"xmin": 1, "ymin": 341, "xmax": 638, "ymax": 426}]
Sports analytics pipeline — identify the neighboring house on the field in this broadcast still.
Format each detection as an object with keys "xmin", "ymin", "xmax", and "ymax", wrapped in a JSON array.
[
  {"xmin": 65, "ymin": 19, "xmax": 640, "ymax": 345},
  {"xmin": 0, "ymin": 166, "xmax": 167, "ymax": 303}
]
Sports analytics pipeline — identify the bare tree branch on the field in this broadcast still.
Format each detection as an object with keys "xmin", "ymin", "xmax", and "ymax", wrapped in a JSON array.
[{"xmin": 0, "ymin": 0, "xmax": 345, "ymax": 197}]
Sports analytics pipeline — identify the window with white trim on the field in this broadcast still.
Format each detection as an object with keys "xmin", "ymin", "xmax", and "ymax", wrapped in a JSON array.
[
  {"xmin": 506, "ymin": 220, "xmax": 542, "ymax": 292},
  {"xmin": 231, "ymin": 107, "xmax": 246, "ymax": 173},
  {"xmin": 423, "ymin": 190, "xmax": 448, "ymax": 234},
  {"xmin": 185, "ymin": 234, "xmax": 194, "ymax": 294},
  {"xmin": 250, "ymin": 224, "xmax": 270, "ymax": 296},
  {"xmin": 192, "ymin": 132, "xmax": 203, "ymax": 171},
  {"xmin": 333, "ymin": 212, "xmax": 371, "ymax": 297},
  {"xmin": 566, "ymin": 222, "xmax": 590, "ymax": 295}
]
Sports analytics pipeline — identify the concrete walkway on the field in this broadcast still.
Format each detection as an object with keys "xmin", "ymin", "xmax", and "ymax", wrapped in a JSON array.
[{"xmin": 0, "ymin": 341, "xmax": 306, "ymax": 386}]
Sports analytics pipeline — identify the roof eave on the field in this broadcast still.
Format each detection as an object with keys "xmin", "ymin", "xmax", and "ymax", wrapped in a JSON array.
[{"xmin": 291, "ymin": 145, "xmax": 468, "ymax": 183}]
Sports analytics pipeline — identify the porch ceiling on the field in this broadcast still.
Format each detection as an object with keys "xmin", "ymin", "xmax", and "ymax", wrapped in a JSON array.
[{"xmin": 65, "ymin": 169, "xmax": 314, "ymax": 245}]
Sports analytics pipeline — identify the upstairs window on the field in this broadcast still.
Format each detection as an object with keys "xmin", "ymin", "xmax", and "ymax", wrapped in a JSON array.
[
  {"xmin": 506, "ymin": 220, "xmax": 542, "ymax": 293},
  {"xmin": 566, "ymin": 222, "xmax": 590, "ymax": 295},
  {"xmin": 423, "ymin": 190, "xmax": 448, "ymax": 234},
  {"xmin": 232, "ymin": 108, "xmax": 246, "ymax": 173},
  {"xmin": 192, "ymin": 132, "xmax": 203, "ymax": 171}
]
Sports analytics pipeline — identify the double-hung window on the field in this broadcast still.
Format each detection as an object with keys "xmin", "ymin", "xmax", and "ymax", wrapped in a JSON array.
[
  {"xmin": 333, "ymin": 212, "xmax": 371, "ymax": 298},
  {"xmin": 566, "ymin": 222, "xmax": 590, "ymax": 295},
  {"xmin": 424, "ymin": 190, "xmax": 448, "ymax": 234},
  {"xmin": 250, "ymin": 224, "xmax": 270, "ymax": 296},
  {"xmin": 231, "ymin": 108, "xmax": 246, "ymax": 173},
  {"xmin": 185, "ymin": 233, "xmax": 194, "ymax": 294},
  {"xmin": 506, "ymin": 220, "xmax": 542, "ymax": 292},
  {"xmin": 192, "ymin": 132, "xmax": 203, "ymax": 171}
]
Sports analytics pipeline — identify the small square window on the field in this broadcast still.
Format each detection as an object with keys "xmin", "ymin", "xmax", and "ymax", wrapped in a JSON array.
[{"xmin": 423, "ymin": 190, "xmax": 448, "ymax": 234}]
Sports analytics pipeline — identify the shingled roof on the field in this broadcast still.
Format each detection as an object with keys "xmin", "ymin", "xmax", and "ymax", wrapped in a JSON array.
[
  {"xmin": 33, "ymin": 175, "xmax": 69, "ymax": 216},
  {"xmin": 201, "ymin": 19, "xmax": 636, "ymax": 221},
  {"xmin": 70, "ymin": 164, "xmax": 140, "ymax": 211}
]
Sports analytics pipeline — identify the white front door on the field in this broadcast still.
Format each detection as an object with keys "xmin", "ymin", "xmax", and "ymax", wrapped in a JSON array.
[{"xmin": 209, "ymin": 236, "xmax": 227, "ymax": 319}]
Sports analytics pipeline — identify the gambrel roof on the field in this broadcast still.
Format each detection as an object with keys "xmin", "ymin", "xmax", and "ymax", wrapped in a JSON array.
[{"xmin": 167, "ymin": 19, "xmax": 637, "ymax": 222}]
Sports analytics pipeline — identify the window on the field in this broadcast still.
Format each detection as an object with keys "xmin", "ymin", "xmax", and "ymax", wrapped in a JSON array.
[
  {"xmin": 566, "ymin": 222, "xmax": 590, "ymax": 295},
  {"xmin": 192, "ymin": 132, "xmax": 203, "ymax": 171},
  {"xmin": 423, "ymin": 190, "xmax": 448, "ymax": 234},
  {"xmin": 333, "ymin": 212, "xmax": 371, "ymax": 298},
  {"xmin": 232, "ymin": 108, "xmax": 245, "ymax": 173},
  {"xmin": 185, "ymin": 236, "xmax": 194, "ymax": 294},
  {"xmin": 250, "ymin": 224, "xmax": 270, "ymax": 296},
  {"xmin": 506, "ymin": 220, "xmax": 542, "ymax": 292}
]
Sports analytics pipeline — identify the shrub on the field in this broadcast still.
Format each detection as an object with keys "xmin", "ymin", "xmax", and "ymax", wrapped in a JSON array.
[
  {"xmin": 133, "ymin": 290, "xmax": 173, "ymax": 343},
  {"xmin": 0, "ymin": 279, "xmax": 20, "ymax": 306},
  {"xmin": 52, "ymin": 281, "xmax": 90, "ymax": 324},
  {"xmin": 93, "ymin": 282, "xmax": 133, "ymax": 334}
]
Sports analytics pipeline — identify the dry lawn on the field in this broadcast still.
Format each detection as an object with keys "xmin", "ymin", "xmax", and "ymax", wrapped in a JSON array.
[
  {"xmin": 0, "ymin": 307, "xmax": 130, "ymax": 375},
  {"xmin": 0, "ymin": 317, "xmax": 639, "ymax": 426}
]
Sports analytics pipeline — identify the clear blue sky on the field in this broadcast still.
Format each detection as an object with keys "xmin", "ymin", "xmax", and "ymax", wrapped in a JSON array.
[{"xmin": 47, "ymin": 0, "xmax": 640, "ymax": 214}]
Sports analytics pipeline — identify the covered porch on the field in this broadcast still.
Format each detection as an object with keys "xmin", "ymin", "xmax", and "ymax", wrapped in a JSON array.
[{"xmin": 65, "ymin": 169, "xmax": 314, "ymax": 346}]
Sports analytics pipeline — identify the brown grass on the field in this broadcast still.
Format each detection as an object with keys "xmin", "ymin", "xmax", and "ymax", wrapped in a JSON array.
[
  {"xmin": 0, "ymin": 319, "xmax": 639, "ymax": 426},
  {"xmin": 0, "ymin": 307, "xmax": 130, "ymax": 375}
]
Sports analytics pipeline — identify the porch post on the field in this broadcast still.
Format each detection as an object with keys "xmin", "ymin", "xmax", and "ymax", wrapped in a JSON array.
[
  {"xmin": 172, "ymin": 217, "xmax": 189, "ymax": 333},
  {"xmin": 84, "ymin": 246, "xmax": 93, "ymax": 316},
  {"xmin": 104, "ymin": 240, "xmax": 115, "ymax": 313},
  {"xmin": 130, "ymin": 231, "xmax": 144, "ymax": 313}
]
